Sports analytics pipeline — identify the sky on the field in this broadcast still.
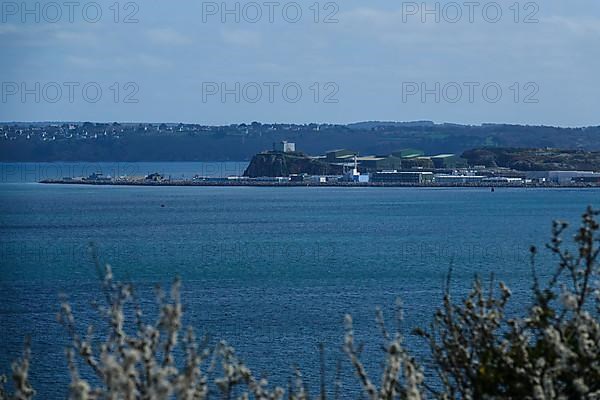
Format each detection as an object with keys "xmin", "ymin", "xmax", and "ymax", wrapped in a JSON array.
[{"xmin": 1, "ymin": 0, "xmax": 599, "ymax": 126}]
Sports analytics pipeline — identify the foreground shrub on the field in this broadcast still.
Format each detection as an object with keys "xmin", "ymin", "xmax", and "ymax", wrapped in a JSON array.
[
  {"xmin": 415, "ymin": 207, "xmax": 600, "ymax": 399},
  {"xmin": 1, "ymin": 207, "xmax": 599, "ymax": 399}
]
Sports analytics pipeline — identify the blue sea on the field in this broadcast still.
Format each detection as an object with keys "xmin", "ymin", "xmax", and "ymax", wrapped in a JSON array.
[{"xmin": 0, "ymin": 162, "xmax": 598, "ymax": 398}]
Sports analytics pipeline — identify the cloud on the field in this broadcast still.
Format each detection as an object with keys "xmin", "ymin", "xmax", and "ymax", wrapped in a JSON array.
[
  {"xmin": 146, "ymin": 28, "xmax": 192, "ymax": 45},
  {"xmin": 136, "ymin": 54, "xmax": 174, "ymax": 69},
  {"xmin": 64, "ymin": 53, "xmax": 173, "ymax": 71},
  {"xmin": 112, "ymin": 54, "xmax": 174, "ymax": 69},
  {"xmin": 0, "ymin": 24, "xmax": 19, "ymax": 35},
  {"xmin": 52, "ymin": 29, "xmax": 99, "ymax": 46},
  {"xmin": 340, "ymin": 7, "xmax": 405, "ymax": 29},
  {"xmin": 0, "ymin": 25, "xmax": 99, "ymax": 47},
  {"xmin": 221, "ymin": 29, "xmax": 261, "ymax": 47},
  {"xmin": 66, "ymin": 55, "xmax": 99, "ymax": 68},
  {"xmin": 542, "ymin": 16, "xmax": 600, "ymax": 36}
]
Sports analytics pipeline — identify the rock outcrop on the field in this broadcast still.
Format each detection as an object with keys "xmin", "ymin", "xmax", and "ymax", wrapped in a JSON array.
[{"xmin": 243, "ymin": 151, "xmax": 342, "ymax": 177}]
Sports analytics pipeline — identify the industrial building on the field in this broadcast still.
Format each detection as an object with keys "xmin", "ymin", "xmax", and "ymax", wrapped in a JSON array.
[
  {"xmin": 323, "ymin": 148, "xmax": 468, "ymax": 172},
  {"xmin": 524, "ymin": 171, "xmax": 600, "ymax": 184},
  {"xmin": 371, "ymin": 171, "xmax": 434, "ymax": 184},
  {"xmin": 572, "ymin": 176, "xmax": 600, "ymax": 184},
  {"xmin": 434, "ymin": 175, "xmax": 485, "ymax": 184},
  {"xmin": 547, "ymin": 171, "xmax": 600, "ymax": 184},
  {"xmin": 391, "ymin": 149, "xmax": 425, "ymax": 159},
  {"xmin": 326, "ymin": 149, "xmax": 357, "ymax": 162},
  {"xmin": 326, "ymin": 149, "xmax": 403, "ymax": 171},
  {"xmin": 482, "ymin": 177, "xmax": 524, "ymax": 184},
  {"xmin": 358, "ymin": 155, "xmax": 403, "ymax": 171}
]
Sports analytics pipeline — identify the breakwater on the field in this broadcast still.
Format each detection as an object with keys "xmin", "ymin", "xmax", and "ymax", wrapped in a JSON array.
[{"xmin": 39, "ymin": 178, "xmax": 598, "ymax": 188}]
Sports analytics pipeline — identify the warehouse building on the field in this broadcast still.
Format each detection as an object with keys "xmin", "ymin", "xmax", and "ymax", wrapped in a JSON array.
[
  {"xmin": 371, "ymin": 171, "xmax": 434, "ymax": 184},
  {"xmin": 326, "ymin": 149, "xmax": 357, "ymax": 162},
  {"xmin": 358, "ymin": 155, "xmax": 403, "ymax": 171},
  {"xmin": 434, "ymin": 175, "xmax": 485, "ymax": 184},
  {"xmin": 547, "ymin": 171, "xmax": 600, "ymax": 184}
]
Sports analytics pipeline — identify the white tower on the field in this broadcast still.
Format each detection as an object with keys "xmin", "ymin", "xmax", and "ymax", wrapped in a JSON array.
[{"xmin": 351, "ymin": 155, "xmax": 361, "ymax": 182}]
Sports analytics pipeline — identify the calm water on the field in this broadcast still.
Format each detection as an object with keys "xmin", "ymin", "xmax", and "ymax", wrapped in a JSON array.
[
  {"xmin": 0, "ymin": 163, "xmax": 598, "ymax": 397},
  {"xmin": 0, "ymin": 161, "xmax": 249, "ymax": 183}
]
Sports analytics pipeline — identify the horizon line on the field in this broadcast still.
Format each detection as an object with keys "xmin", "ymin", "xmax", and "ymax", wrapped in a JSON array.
[{"xmin": 1, "ymin": 120, "xmax": 599, "ymax": 129}]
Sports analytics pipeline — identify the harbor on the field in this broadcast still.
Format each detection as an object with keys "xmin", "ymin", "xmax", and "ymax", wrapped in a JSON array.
[
  {"xmin": 39, "ymin": 141, "xmax": 600, "ymax": 188},
  {"xmin": 39, "ymin": 173, "xmax": 600, "ymax": 188}
]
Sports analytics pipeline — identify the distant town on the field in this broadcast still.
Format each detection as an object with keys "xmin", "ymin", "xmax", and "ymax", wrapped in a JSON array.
[
  {"xmin": 40, "ymin": 140, "xmax": 600, "ymax": 188},
  {"xmin": 3, "ymin": 121, "xmax": 600, "ymax": 163}
]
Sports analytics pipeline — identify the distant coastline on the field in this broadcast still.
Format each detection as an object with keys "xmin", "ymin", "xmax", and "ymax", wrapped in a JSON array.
[
  {"xmin": 3, "ymin": 121, "xmax": 600, "ymax": 162},
  {"xmin": 39, "ymin": 178, "xmax": 599, "ymax": 189},
  {"xmin": 32, "ymin": 144, "xmax": 600, "ymax": 188}
]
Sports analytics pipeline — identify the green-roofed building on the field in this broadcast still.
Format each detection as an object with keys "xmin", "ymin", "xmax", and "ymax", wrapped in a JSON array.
[
  {"xmin": 358, "ymin": 155, "xmax": 403, "ymax": 171},
  {"xmin": 391, "ymin": 149, "xmax": 425, "ymax": 159},
  {"xmin": 326, "ymin": 149, "xmax": 358, "ymax": 162}
]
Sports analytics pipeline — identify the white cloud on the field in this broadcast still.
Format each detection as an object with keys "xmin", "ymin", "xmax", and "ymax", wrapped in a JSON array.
[
  {"xmin": 221, "ymin": 29, "xmax": 261, "ymax": 47},
  {"xmin": 0, "ymin": 24, "xmax": 19, "ymax": 35},
  {"xmin": 66, "ymin": 55, "xmax": 99, "ymax": 68},
  {"xmin": 112, "ymin": 54, "xmax": 173, "ymax": 69},
  {"xmin": 146, "ymin": 28, "xmax": 192, "ymax": 45},
  {"xmin": 136, "ymin": 54, "xmax": 174, "ymax": 69},
  {"xmin": 52, "ymin": 29, "xmax": 99, "ymax": 46},
  {"xmin": 542, "ymin": 16, "xmax": 600, "ymax": 36}
]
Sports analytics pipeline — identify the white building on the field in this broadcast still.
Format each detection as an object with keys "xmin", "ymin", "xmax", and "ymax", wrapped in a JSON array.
[
  {"xmin": 482, "ymin": 177, "xmax": 523, "ymax": 184},
  {"xmin": 273, "ymin": 141, "xmax": 296, "ymax": 153},
  {"xmin": 434, "ymin": 175, "xmax": 485, "ymax": 184},
  {"xmin": 547, "ymin": 171, "xmax": 600, "ymax": 184}
]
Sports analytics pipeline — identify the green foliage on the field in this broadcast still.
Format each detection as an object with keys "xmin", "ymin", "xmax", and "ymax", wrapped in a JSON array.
[{"xmin": 461, "ymin": 147, "xmax": 600, "ymax": 171}]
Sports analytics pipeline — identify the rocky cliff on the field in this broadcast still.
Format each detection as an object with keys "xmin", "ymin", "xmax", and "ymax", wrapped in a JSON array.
[{"xmin": 243, "ymin": 151, "xmax": 342, "ymax": 177}]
